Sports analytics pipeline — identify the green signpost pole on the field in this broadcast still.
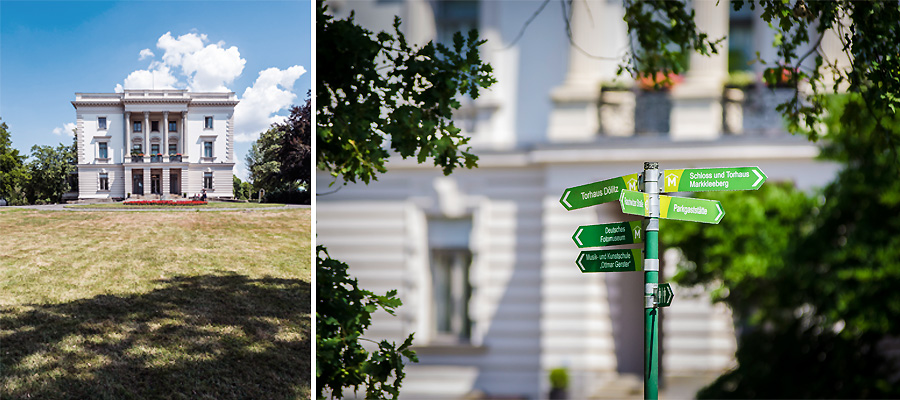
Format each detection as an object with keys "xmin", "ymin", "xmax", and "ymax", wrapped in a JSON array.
[{"xmin": 643, "ymin": 162, "xmax": 660, "ymax": 400}]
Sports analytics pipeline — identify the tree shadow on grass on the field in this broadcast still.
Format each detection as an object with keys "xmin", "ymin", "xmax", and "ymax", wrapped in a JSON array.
[{"xmin": 1, "ymin": 273, "xmax": 310, "ymax": 399}]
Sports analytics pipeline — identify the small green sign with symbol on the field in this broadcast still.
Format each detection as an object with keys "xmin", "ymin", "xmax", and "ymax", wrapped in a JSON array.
[
  {"xmin": 576, "ymin": 249, "xmax": 643, "ymax": 273},
  {"xmin": 560, "ymin": 174, "xmax": 640, "ymax": 211},
  {"xmin": 572, "ymin": 221, "xmax": 643, "ymax": 248},
  {"xmin": 619, "ymin": 190, "xmax": 725, "ymax": 224},
  {"xmin": 657, "ymin": 283, "xmax": 674, "ymax": 307},
  {"xmin": 663, "ymin": 166, "xmax": 767, "ymax": 192}
]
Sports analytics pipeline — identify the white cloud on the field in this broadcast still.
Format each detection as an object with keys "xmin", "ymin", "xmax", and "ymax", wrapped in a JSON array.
[
  {"xmin": 182, "ymin": 44, "xmax": 246, "ymax": 92},
  {"xmin": 117, "ymin": 31, "xmax": 246, "ymax": 93},
  {"xmin": 233, "ymin": 158, "xmax": 249, "ymax": 181},
  {"xmin": 139, "ymin": 48, "xmax": 154, "ymax": 60},
  {"xmin": 52, "ymin": 122, "xmax": 77, "ymax": 137},
  {"xmin": 233, "ymin": 65, "xmax": 307, "ymax": 142},
  {"xmin": 118, "ymin": 64, "xmax": 180, "ymax": 91},
  {"xmin": 156, "ymin": 32, "xmax": 206, "ymax": 67}
]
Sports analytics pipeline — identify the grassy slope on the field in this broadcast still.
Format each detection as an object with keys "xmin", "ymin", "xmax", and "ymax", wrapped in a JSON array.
[{"xmin": 0, "ymin": 208, "xmax": 311, "ymax": 399}]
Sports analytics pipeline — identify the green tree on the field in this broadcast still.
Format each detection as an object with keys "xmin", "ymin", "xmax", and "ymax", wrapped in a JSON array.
[
  {"xmin": 316, "ymin": 0, "xmax": 494, "ymax": 398},
  {"xmin": 246, "ymin": 98, "xmax": 311, "ymax": 204},
  {"xmin": 24, "ymin": 142, "xmax": 76, "ymax": 204},
  {"xmin": 662, "ymin": 94, "xmax": 900, "ymax": 398},
  {"xmin": 232, "ymin": 175, "xmax": 248, "ymax": 200},
  {"xmin": 0, "ymin": 118, "xmax": 28, "ymax": 205},
  {"xmin": 317, "ymin": 2, "xmax": 494, "ymax": 185},
  {"xmin": 623, "ymin": 0, "xmax": 900, "ymax": 153}
]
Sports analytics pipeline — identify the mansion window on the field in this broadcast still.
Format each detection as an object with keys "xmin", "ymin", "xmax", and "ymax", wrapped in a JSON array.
[
  {"xmin": 428, "ymin": 218, "xmax": 473, "ymax": 343},
  {"xmin": 132, "ymin": 144, "xmax": 142, "ymax": 154},
  {"xmin": 203, "ymin": 172, "xmax": 213, "ymax": 189},
  {"xmin": 169, "ymin": 120, "xmax": 177, "ymax": 133},
  {"xmin": 169, "ymin": 143, "xmax": 178, "ymax": 155},
  {"xmin": 99, "ymin": 173, "xmax": 109, "ymax": 191},
  {"xmin": 151, "ymin": 144, "xmax": 160, "ymax": 155},
  {"xmin": 204, "ymin": 116, "xmax": 214, "ymax": 129},
  {"xmin": 98, "ymin": 117, "xmax": 107, "ymax": 130},
  {"xmin": 151, "ymin": 121, "xmax": 159, "ymax": 132},
  {"xmin": 98, "ymin": 142, "xmax": 108, "ymax": 159},
  {"xmin": 133, "ymin": 121, "xmax": 142, "ymax": 133},
  {"xmin": 203, "ymin": 141, "xmax": 213, "ymax": 158}
]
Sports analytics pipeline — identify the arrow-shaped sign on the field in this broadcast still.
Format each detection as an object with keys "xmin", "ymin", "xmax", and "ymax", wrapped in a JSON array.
[
  {"xmin": 662, "ymin": 166, "xmax": 767, "ymax": 193},
  {"xmin": 619, "ymin": 190, "xmax": 725, "ymax": 224},
  {"xmin": 576, "ymin": 249, "xmax": 643, "ymax": 273},
  {"xmin": 560, "ymin": 173, "xmax": 640, "ymax": 211},
  {"xmin": 657, "ymin": 283, "xmax": 674, "ymax": 307},
  {"xmin": 572, "ymin": 221, "xmax": 643, "ymax": 248}
]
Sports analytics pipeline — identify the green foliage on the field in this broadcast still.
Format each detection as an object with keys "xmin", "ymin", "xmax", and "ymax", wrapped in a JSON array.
[
  {"xmin": 0, "ymin": 118, "xmax": 28, "ymax": 205},
  {"xmin": 232, "ymin": 175, "xmax": 248, "ymax": 200},
  {"xmin": 246, "ymin": 99, "xmax": 311, "ymax": 204},
  {"xmin": 24, "ymin": 142, "xmax": 76, "ymax": 204},
  {"xmin": 621, "ymin": 0, "xmax": 724, "ymax": 87},
  {"xmin": 316, "ymin": 246, "xmax": 418, "ymax": 399},
  {"xmin": 625, "ymin": 1, "xmax": 900, "ymax": 154},
  {"xmin": 317, "ymin": 1, "xmax": 495, "ymax": 185},
  {"xmin": 548, "ymin": 367, "xmax": 569, "ymax": 390},
  {"xmin": 663, "ymin": 94, "xmax": 900, "ymax": 398}
]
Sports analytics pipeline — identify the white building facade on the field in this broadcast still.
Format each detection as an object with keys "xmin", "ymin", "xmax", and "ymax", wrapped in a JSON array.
[
  {"xmin": 318, "ymin": 1, "xmax": 846, "ymax": 399},
  {"xmin": 72, "ymin": 89, "xmax": 237, "ymax": 200}
]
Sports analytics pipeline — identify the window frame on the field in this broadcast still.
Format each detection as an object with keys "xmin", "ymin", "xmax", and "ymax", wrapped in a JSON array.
[
  {"xmin": 151, "ymin": 120, "xmax": 160, "ymax": 133},
  {"xmin": 133, "ymin": 121, "xmax": 142, "ymax": 133},
  {"xmin": 97, "ymin": 142, "xmax": 108, "ymax": 159},
  {"xmin": 168, "ymin": 120, "xmax": 178, "ymax": 133},
  {"xmin": 204, "ymin": 116, "xmax": 214, "ymax": 130},
  {"xmin": 98, "ymin": 116, "xmax": 107, "ymax": 130},
  {"xmin": 99, "ymin": 173, "xmax": 109, "ymax": 191},
  {"xmin": 203, "ymin": 141, "xmax": 214, "ymax": 158},
  {"xmin": 203, "ymin": 171, "xmax": 213, "ymax": 190}
]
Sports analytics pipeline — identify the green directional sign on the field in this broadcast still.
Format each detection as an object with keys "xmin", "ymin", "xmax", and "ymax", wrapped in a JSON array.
[
  {"xmin": 576, "ymin": 248, "xmax": 643, "ymax": 273},
  {"xmin": 619, "ymin": 190, "xmax": 725, "ymax": 224},
  {"xmin": 663, "ymin": 166, "xmax": 767, "ymax": 192},
  {"xmin": 572, "ymin": 221, "xmax": 643, "ymax": 248},
  {"xmin": 657, "ymin": 283, "xmax": 674, "ymax": 307},
  {"xmin": 560, "ymin": 173, "xmax": 640, "ymax": 211}
]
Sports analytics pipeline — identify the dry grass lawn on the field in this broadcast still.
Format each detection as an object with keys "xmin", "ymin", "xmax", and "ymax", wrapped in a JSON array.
[{"xmin": 0, "ymin": 208, "xmax": 311, "ymax": 399}]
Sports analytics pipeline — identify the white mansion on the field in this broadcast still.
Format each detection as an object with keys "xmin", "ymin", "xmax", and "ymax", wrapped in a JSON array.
[{"xmin": 71, "ymin": 89, "xmax": 237, "ymax": 200}]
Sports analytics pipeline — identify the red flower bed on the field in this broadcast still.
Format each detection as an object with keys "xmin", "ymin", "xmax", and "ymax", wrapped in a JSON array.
[{"xmin": 123, "ymin": 200, "xmax": 208, "ymax": 206}]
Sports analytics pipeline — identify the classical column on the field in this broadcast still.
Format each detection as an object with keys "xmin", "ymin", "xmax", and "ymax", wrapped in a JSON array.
[
  {"xmin": 162, "ymin": 167, "xmax": 170, "ymax": 198},
  {"xmin": 143, "ymin": 111, "xmax": 150, "ymax": 158},
  {"xmin": 124, "ymin": 168, "xmax": 132, "ymax": 197},
  {"xmin": 143, "ymin": 168, "xmax": 150, "ymax": 196},
  {"xmin": 669, "ymin": 0, "xmax": 729, "ymax": 139},
  {"xmin": 162, "ymin": 111, "xmax": 169, "ymax": 159},
  {"xmin": 124, "ymin": 111, "xmax": 131, "ymax": 162},
  {"xmin": 548, "ymin": 0, "xmax": 630, "ymax": 141},
  {"xmin": 181, "ymin": 111, "xmax": 188, "ymax": 159}
]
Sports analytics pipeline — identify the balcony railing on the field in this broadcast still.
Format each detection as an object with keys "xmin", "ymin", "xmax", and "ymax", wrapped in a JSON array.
[
  {"xmin": 150, "ymin": 155, "xmax": 162, "ymax": 163},
  {"xmin": 131, "ymin": 156, "xmax": 144, "ymax": 163},
  {"xmin": 169, "ymin": 155, "xmax": 182, "ymax": 162}
]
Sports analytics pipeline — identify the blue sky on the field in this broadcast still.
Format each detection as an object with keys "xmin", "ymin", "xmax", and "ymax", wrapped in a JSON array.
[{"xmin": 1, "ymin": 0, "xmax": 311, "ymax": 180}]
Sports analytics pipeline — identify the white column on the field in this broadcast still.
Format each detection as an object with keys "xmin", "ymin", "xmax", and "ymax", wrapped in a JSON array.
[
  {"xmin": 124, "ymin": 111, "xmax": 131, "ymax": 162},
  {"xmin": 162, "ymin": 167, "xmax": 170, "ymax": 197},
  {"xmin": 548, "ymin": 0, "xmax": 629, "ymax": 141},
  {"xmin": 143, "ymin": 168, "xmax": 150, "ymax": 196},
  {"xmin": 124, "ymin": 168, "xmax": 132, "ymax": 198},
  {"xmin": 143, "ymin": 112, "xmax": 150, "ymax": 158},
  {"xmin": 181, "ymin": 111, "xmax": 188, "ymax": 158},
  {"xmin": 669, "ymin": 0, "xmax": 729, "ymax": 140},
  {"xmin": 162, "ymin": 111, "xmax": 169, "ymax": 159}
]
